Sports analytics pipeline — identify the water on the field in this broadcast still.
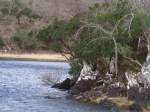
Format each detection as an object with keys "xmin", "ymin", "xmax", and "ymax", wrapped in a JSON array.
[{"xmin": 0, "ymin": 60, "xmax": 119, "ymax": 112}]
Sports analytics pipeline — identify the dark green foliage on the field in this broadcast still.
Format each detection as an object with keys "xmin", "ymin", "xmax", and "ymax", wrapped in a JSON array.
[
  {"xmin": 13, "ymin": 30, "xmax": 39, "ymax": 50},
  {"xmin": 131, "ymin": 15, "xmax": 144, "ymax": 37},
  {"xmin": 48, "ymin": 41, "xmax": 63, "ymax": 52},
  {"xmin": 36, "ymin": 19, "xmax": 67, "ymax": 42},
  {"xmin": 36, "ymin": 17, "xmax": 80, "ymax": 51},
  {"xmin": 69, "ymin": 61, "xmax": 82, "ymax": 77},
  {"xmin": 0, "ymin": 36, "xmax": 5, "ymax": 48}
]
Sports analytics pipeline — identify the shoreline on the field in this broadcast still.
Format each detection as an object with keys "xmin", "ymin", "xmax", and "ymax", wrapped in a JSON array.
[{"xmin": 0, "ymin": 53, "xmax": 68, "ymax": 62}]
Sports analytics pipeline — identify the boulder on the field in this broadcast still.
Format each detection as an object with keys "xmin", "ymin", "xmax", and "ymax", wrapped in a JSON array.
[
  {"xmin": 52, "ymin": 78, "xmax": 76, "ymax": 90},
  {"xmin": 137, "ymin": 62, "xmax": 150, "ymax": 88},
  {"xmin": 70, "ymin": 79, "xmax": 96, "ymax": 95},
  {"xmin": 125, "ymin": 61, "xmax": 150, "ymax": 89},
  {"xmin": 128, "ymin": 87, "xmax": 150, "ymax": 103},
  {"xmin": 77, "ymin": 61, "xmax": 98, "ymax": 82},
  {"xmin": 108, "ymin": 86, "xmax": 127, "ymax": 97},
  {"xmin": 70, "ymin": 61, "xmax": 99, "ymax": 95}
]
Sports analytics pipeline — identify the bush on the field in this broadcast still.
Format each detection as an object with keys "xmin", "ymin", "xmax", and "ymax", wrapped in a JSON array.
[
  {"xmin": 36, "ymin": 17, "xmax": 80, "ymax": 51},
  {"xmin": 13, "ymin": 30, "xmax": 39, "ymax": 51},
  {"xmin": 69, "ymin": 60, "xmax": 82, "ymax": 77},
  {"xmin": 0, "ymin": 36, "xmax": 5, "ymax": 48}
]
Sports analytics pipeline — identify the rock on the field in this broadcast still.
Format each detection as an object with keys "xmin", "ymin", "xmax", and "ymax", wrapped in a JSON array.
[
  {"xmin": 137, "ymin": 62, "xmax": 150, "ymax": 88},
  {"xmin": 77, "ymin": 61, "xmax": 98, "ymax": 82},
  {"xmin": 142, "ymin": 89, "xmax": 150, "ymax": 103},
  {"xmin": 73, "ymin": 86, "xmax": 103, "ymax": 102},
  {"xmin": 52, "ymin": 78, "xmax": 75, "ymax": 90},
  {"xmin": 125, "ymin": 72, "xmax": 139, "ymax": 89},
  {"xmin": 124, "ymin": 60, "xmax": 150, "ymax": 90},
  {"xmin": 74, "ymin": 95, "xmax": 83, "ymax": 100},
  {"xmin": 124, "ymin": 61, "xmax": 150, "ymax": 103},
  {"xmin": 128, "ymin": 87, "xmax": 150, "ymax": 103},
  {"xmin": 128, "ymin": 87, "xmax": 141, "ymax": 101},
  {"xmin": 108, "ymin": 86, "xmax": 127, "ymax": 97},
  {"xmin": 70, "ymin": 79, "xmax": 96, "ymax": 95}
]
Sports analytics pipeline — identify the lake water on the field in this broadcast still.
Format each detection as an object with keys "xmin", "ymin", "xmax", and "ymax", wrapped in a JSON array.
[{"xmin": 0, "ymin": 60, "xmax": 119, "ymax": 112}]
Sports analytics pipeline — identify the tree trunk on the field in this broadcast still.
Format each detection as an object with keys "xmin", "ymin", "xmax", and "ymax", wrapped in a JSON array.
[
  {"xmin": 146, "ymin": 37, "xmax": 150, "ymax": 61},
  {"xmin": 145, "ymin": 30, "xmax": 150, "ymax": 62}
]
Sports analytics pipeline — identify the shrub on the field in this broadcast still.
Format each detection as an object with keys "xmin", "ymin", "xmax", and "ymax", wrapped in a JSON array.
[
  {"xmin": 13, "ymin": 30, "xmax": 39, "ymax": 51},
  {"xmin": 36, "ymin": 17, "xmax": 80, "ymax": 52},
  {"xmin": 69, "ymin": 60, "xmax": 82, "ymax": 77},
  {"xmin": 0, "ymin": 36, "xmax": 5, "ymax": 48}
]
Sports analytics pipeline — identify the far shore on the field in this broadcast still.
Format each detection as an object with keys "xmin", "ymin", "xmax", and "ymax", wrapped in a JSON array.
[{"xmin": 0, "ymin": 53, "xmax": 69, "ymax": 62}]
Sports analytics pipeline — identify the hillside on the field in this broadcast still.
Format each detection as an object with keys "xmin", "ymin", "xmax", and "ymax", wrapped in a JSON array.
[
  {"xmin": 0, "ymin": 0, "xmax": 103, "ymax": 51},
  {"xmin": 22, "ymin": 0, "xmax": 103, "ymax": 19},
  {"xmin": 0, "ymin": 0, "xmax": 149, "ymax": 52}
]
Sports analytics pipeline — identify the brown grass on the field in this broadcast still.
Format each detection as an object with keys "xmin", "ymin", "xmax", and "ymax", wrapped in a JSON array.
[{"xmin": 92, "ymin": 96, "xmax": 134, "ymax": 110}]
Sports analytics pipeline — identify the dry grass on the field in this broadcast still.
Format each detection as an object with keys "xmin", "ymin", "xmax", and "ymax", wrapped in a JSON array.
[
  {"xmin": 92, "ymin": 96, "xmax": 134, "ymax": 110},
  {"xmin": 107, "ymin": 97, "xmax": 134, "ymax": 109},
  {"xmin": 0, "ymin": 53, "xmax": 69, "ymax": 62}
]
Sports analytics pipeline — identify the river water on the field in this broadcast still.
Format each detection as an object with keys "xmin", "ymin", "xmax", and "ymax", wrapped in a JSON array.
[{"xmin": 0, "ymin": 60, "xmax": 119, "ymax": 112}]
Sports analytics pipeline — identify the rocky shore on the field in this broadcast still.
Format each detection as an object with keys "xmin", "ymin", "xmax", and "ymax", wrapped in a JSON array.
[{"xmin": 52, "ymin": 61, "xmax": 150, "ymax": 112}]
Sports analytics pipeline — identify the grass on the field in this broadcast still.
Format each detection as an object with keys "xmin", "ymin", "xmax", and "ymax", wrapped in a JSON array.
[{"xmin": 0, "ymin": 53, "xmax": 69, "ymax": 62}]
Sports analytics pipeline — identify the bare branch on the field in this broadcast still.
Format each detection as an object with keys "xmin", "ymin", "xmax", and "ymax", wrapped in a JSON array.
[{"xmin": 74, "ymin": 25, "xmax": 86, "ymax": 40}]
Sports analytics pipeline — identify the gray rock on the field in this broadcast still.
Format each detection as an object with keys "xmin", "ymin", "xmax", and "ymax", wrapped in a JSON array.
[
  {"xmin": 125, "ymin": 61, "xmax": 150, "ymax": 89},
  {"xmin": 137, "ymin": 62, "xmax": 150, "ymax": 88},
  {"xmin": 77, "ymin": 61, "xmax": 98, "ymax": 82}
]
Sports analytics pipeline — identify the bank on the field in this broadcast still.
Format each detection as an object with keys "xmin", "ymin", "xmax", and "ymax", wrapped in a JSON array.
[{"xmin": 0, "ymin": 53, "xmax": 68, "ymax": 62}]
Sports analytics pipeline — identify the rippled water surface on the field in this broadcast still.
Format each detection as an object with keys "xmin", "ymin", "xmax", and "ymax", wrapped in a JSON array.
[{"xmin": 0, "ymin": 60, "xmax": 119, "ymax": 112}]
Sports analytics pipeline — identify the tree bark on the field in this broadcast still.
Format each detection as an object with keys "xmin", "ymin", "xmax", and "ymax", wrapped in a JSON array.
[{"xmin": 146, "ymin": 35, "xmax": 150, "ymax": 62}]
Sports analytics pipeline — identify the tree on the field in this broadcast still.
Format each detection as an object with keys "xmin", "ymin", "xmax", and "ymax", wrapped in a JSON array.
[{"xmin": 36, "ymin": 0, "xmax": 150, "ymax": 79}]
